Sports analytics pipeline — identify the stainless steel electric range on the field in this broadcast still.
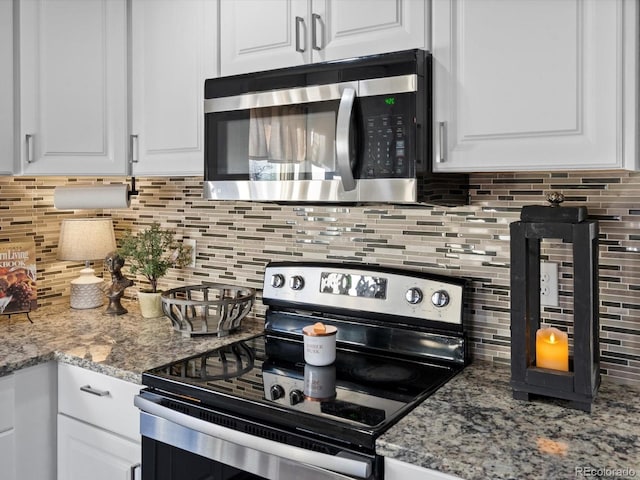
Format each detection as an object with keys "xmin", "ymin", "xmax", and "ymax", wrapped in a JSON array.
[{"xmin": 135, "ymin": 262, "xmax": 469, "ymax": 480}]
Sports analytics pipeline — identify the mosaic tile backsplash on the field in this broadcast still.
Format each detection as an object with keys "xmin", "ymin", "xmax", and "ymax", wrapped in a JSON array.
[{"xmin": 1, "ymin": 172, "xmax": 638, "ymax": 385}]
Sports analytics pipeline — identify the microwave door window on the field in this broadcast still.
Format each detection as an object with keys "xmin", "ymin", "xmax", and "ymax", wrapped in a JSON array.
[
  {"xmin": 208, "ymin": 101, "xmax": 340, "ymax": 182},
  {"xmin": 249, "ymin": 104, "xmax": 338, "ymax": 181},
  {"xmin": 211, "ymin": 112, "xmax": 251, "ymax": 178},
  {"xmin": 308, "ymin": 109, "xmax": 336, "ymax": 175}
]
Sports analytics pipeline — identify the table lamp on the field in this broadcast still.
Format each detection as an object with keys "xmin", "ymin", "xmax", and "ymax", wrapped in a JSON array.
[{"xmin": 58, "ymin": 218, "xmax": 117, "ymax": 309}]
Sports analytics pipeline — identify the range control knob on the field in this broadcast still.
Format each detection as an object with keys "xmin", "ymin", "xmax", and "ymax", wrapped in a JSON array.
[
  {"xmin": 431, "ymin": 290, "xmax": 450, "ymax": 308},
  {"xmin": 289, "ymin": 389, "xmax": 304, "ymax": 405},
  {"xmin": 269, "ymin": 384, "xmax": 285, "ymax": 401},
  {"xmin": 405, "ymin": 287, "xmax": 423, "ymax": 305},
  {"xmin": 289, "ymin": 275, "xmax": 305, "ymax": 291},
  {"xmin": 271, "ymin": 274, "xmax": 285, "ymax": 288}
]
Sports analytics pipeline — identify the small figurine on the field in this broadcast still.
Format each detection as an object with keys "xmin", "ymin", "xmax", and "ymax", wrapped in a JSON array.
[{"xmin": 103, "ymin": 251, "xmax": 134, "ymax": 315}]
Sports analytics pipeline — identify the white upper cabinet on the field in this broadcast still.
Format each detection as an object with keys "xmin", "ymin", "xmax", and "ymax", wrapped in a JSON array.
[
  {"xmin": 432, "ymin": 0, "xmax": 639, "ymax": 172},
  {"xmin": 130, "ymin": 0, "xmax": 216, "ymax": 176},
  {"xmin": 219, "ymin": 0, "xmax": 426, "ymax": 76},
  {"xmin": 16, "ymin": 0, "xmax": 128, "ymax": 176},
  {"xmin": 0, "ymin": 0, "xmax": 14, "ymax": 175}
]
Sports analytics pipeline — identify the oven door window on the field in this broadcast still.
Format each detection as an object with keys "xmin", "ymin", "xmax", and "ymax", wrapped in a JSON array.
[
  {"xmin": 143, "ymin": 437, "xmax": 266, "ymax": 480},
  {"xmin": 206, "ymin": 102, "xmax": 344, "ymax": 182}
]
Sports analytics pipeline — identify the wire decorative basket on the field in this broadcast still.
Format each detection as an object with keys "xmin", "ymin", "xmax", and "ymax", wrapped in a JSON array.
[{"xmin": 161, "ymin": 283, "xmax": 255, "ymax": 338}]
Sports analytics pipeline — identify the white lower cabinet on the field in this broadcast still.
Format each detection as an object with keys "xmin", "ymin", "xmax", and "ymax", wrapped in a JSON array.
[
  {"xmin": 0, "ymin": 362, "xmax": 57, "ymax": 480},
  {"xmin": 58, "ymin": 415, "xmax": 141, "ymax": 480},
  {"xmin": 385, "ymin": 457, "xmax": 464, "ymax": 480},
  {"xmin": 0, "ymin": 373, "xmax": 16, "ymax": 480},
  {"xmin": 57, "ymin": 363, "xmax": 141, "ymax": 480}
]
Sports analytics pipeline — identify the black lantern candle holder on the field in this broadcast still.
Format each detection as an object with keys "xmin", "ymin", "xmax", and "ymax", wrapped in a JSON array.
[{"xmin": 510, "ymin": 193, "xmax": 600, "ymax": 412}]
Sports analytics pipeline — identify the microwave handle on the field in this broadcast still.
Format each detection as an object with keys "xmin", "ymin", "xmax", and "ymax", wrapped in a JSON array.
[{"xmin": 335, "ymin": 87, "xmax": 357, "ymax": 192}]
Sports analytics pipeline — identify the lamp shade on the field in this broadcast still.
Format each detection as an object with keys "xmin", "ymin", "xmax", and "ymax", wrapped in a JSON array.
[{"xmin": 58, "ymin": 218, "xmax": 116, "ymax": 261}]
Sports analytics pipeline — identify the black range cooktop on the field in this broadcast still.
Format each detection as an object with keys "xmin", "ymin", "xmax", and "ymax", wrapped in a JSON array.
[{"xmin": 142, "ymin": 332, "xmax": 460, "ymax": 449}]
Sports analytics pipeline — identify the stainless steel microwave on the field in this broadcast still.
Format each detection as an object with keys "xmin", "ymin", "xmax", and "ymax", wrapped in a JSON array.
[{"xmin": 203, "ymin": 49, "xmax": 468, "ymax": 205}]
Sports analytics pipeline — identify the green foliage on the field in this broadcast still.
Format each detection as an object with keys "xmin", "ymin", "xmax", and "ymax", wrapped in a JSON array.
[{"xmin": 118, "ymin": 222, "xmax": 191, "ymax": 293}]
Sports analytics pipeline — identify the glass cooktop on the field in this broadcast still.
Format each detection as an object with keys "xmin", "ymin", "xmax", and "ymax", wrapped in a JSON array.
[{"xmin": 142, "ymin": 333, "xmax": 459, "ymax": 446}]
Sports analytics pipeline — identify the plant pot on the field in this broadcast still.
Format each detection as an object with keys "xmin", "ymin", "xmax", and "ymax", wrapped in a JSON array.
[{"xmin": 137, "ymin": 290, "xmax": 164, "ymax": 319}]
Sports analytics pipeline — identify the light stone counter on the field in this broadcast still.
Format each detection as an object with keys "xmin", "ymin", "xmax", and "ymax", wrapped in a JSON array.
[
  {"xmin": 0, "ymin": 301, "xmax": 263, "ymax": 383},
  {"xmin": 377, "ymin": 360, "xmax": 640, "ymax": 480}
]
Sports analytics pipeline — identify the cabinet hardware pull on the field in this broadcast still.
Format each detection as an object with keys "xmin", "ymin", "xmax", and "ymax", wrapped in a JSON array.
[
  {"xmin": 311, "ymin": 13, "xmax": 322, "ymax": 50},
  {"xmin": 438, "ymin": 121, "xmax": 446, "ymax": 163},
  {"xmin": 130, "ymin": 134, "xmax": 139, "ymax": 163},
  {"xmin": 80, "ymin": 385, "xmax": 110, "ymax": 397},
  {"xmin": 130, "ymin": 462, "xmax": 141, "ymax": 480},
  {"xmin": 25, "ymin": 134, "xmax": 35, "ymax": 163},
  {"xmin": 295, "ymin": 16, "xmax": 305, "ymax": 53}
]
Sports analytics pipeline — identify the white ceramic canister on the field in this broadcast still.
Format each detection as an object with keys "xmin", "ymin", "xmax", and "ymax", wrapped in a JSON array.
[
  {"xmin": 304, "ymin": 364, "xmax": 336, "ymax": 401},
  {"xmin": 302, "ymin": 322, "xmax": 337, "ymax": 366}
]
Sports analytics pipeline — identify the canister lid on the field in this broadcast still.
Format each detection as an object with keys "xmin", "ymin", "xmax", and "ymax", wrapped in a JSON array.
[{"xmin": 302, "ymin": 322, "xmax": 338, "ymax": 337}]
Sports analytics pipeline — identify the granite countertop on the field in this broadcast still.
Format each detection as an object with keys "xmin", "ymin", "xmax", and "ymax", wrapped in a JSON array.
[
  {"xmin": 377, "ymin": 360, "xmax": 640, "ymax": 480},
  {"xmin": 0, "ymin": 301, "xmax": 264, "ymax": 383},
  {"xmin": 3, "ymin": 305, "xmax": 639, "ymax": 480}
]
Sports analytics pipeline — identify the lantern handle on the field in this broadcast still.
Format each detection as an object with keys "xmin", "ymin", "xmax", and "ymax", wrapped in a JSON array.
[{"xmin": 546, "ymin": 191, "xmax": 565, "ymax": 207}]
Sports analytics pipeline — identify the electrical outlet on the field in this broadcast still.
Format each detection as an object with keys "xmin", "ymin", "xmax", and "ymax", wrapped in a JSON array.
[
  {"xmin": 540, "ymin": 262, "xmax": 558, "ymax": 307},
  {"xmin": 184, "ymin": 239, "xmax": 196, "ymax": 268}
]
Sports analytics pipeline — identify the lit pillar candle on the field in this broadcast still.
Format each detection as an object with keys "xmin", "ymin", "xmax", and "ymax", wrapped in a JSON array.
[{"xmin": 536, "ymin": 327, "xmax": 569, "ymax": 371}]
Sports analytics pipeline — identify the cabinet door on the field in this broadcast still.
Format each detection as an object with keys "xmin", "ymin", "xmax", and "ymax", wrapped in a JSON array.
[
  {"xmin": 58, "ymin": 414, "xmax": 141, "ymax": 480},
  {"xmin": 17, "ymin": 0, "xmax": 127, "ymax": 175},
  {"xmin": 130, "ymin": 0, "xmax": 216, "ymax": 176},
  {"xmin": 385, "ymin": 457, "xmax": 463, "ymax": 480},
  {"xmin": 220, "ymin": 0, "xmax": 309, "ymax": 75},
  {"xmin": 14, "ymin": 362, "xmax": 56, "ymax": 480},
  {"xmin": 432, "ymin": 0, "xmax": 639, "ymax": 172},
  {"xmin": 0, "ymin": 430, "xmax": 15, "ymax": 480},
  {"xmin": 220, "ymin": 0, "xmax": 426, "ymax": 76},
  {"xmin": 0, "ymin": 0, "xmax": 13, "ymax": 175},
  {"xmin": 312, "ymin": 0, "xmax": 426, "ymax": 63},
  {"xmin": 0, "ymin": 373, "xmax": 15, "ymax": 480},
  {"xmin": 58, "ymin": 363, "xmax": 141, "ymax": 442}
]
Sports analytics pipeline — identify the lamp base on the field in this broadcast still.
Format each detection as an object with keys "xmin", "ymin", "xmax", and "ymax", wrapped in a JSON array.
[{"xmin": 70, "ymin": 268, "xmax": 104, "ymax": 310}]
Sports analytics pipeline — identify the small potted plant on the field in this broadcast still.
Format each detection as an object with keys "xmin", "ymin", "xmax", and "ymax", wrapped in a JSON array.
[{"xmin": 118, "ymin": 222, "xmax": 192, "ymax": 318}]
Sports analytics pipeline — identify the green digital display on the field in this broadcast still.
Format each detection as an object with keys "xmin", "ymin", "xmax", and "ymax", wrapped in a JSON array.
[{"xmin": 384, "ymin": 97, "xmax": 395, "ymax": 106}]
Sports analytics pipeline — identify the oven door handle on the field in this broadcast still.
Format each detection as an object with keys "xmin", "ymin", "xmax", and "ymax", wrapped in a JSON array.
[
  {"xmin": 135, "ymin": 395, "xmax": 372, "ymax": 479},
  {"xmin": 335, "ymin": 87, "xmax": 357, "ymax": 192}
]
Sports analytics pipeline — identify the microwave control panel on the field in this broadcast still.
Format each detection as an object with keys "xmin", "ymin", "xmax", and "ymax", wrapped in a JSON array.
[{"xmin": 359, "ymin": 93, "xmax": 415, "ymax": 179}]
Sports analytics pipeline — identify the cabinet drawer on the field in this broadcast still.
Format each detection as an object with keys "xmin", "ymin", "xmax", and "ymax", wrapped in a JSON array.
[
  {"xmin": 0, "ymin": 373, "xmax": 14, "ymax": 432},
  {"xmin": 58, "ymin": 363, "xmax": 140, "ymax": 442}
]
